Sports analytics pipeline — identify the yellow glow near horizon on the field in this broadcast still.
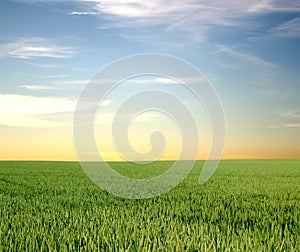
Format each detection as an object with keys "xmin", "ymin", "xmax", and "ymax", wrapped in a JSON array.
[
  {"xmin": 0, "ymin": 126, "xmax": 76, "ymax": 161},
  {"xmin": 1, "ymin": 122, "xmax": 300, "ymax": 161},
  {"xmin": 1, "ymin": 95, "xmax": 299, "ymax": 161}
]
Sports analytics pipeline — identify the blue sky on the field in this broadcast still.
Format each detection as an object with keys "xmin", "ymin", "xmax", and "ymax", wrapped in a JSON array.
[{"xmin": 0, "ymin": 0, "xmax": 300, "ymax": 160}]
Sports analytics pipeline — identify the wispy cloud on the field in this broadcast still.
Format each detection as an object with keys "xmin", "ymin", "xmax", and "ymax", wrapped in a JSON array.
[
  {"xmin": 0, "ymin": 93, "xmax": 113, "ymax": 128},
  {"xmin": 283, "ymin": 123, "xmax": 300, "ymax": 128},
  {"xmin": 246, "ymin": 0, "xmax": 300, "ymax": 13},
  {"xmin": 279, "ymin": 110, "xmax": 300, "ymax": 119},
  {"xmin": 20, "ymin": 85, "xmax": 62, "ymax": 91},
  {"xmin": 70, "ymin": 11, "xmax": 96, "ymax": 15},
  {"xmin": 122, "ymin": 76, "xmax": 207, "ymax": 85},
  {"xmin": 269, "ymin": 18, "xmax": 300, "ymax": 38},
  {"xmin": 156, "ymin": 78, "xmax": 178, "ymax": 84},
  {"xmin": 20, "ymin": 80, "xmax": 89, "ymax": 92},
  {"xmin": 274, "ymin": 111, "xmax": 300, "ymax": 129},
  {"xmin": 58, "ymin": 80, "xmax": 89, "ymax": 85},
  {"xmin": 69, "ymin": 0, "xmax": 300, "ymax": 42},
  {"xmin": 124, "ymin": 77, "xmax": 178, "ymax": 85},
  {"xmin": 217, "ymin": 45, "xmax": 277, "ymax": 68},
  {"xmin": 0, "ymin": 93, "xmax": 75, "ymax": 128},
  {"xmin": 229, "ymin": 123, "xmax": 300, "ymax": 129},
  {"xmin": 77, "ymin": 0, "xmax": 300, "ymax": 21},
  {"xmin": 24, "ymin": 61, "xmax": 64, "ymax": 68},
  {"xmin": 11, "ymin": 0, "xmax": 300, "ymax": 44},
  {"xmin": 0, "ymin": 37, "xmax": 74, "ymax": 59},
  {"xmin": 269, "ymin": 123, "xmax": 300, "ymax": 129},
  {"xmin": 46, "ymin": 74, "xmax": 69, "ymax": 79}
]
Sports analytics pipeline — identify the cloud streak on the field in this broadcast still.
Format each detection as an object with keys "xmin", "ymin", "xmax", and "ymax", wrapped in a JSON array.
[
  {"xmin": 280, "ymin": 111, "xmax": 300, "ymax": 119},
  {"xmin": 20, "ymin": 85, "xmax": 62, "ymax": 91},
  {"xmin": 11, "ymin": 1, "xmax": 300, "ymax": 45},
  {"xmin": 70, "ymin": 0, "xmax": 300, "ymax": 41},
  {"xmin": 284, "ymin": 123, "xmax": 300, "ymax": 128},
  {"xmin": 269, "ymin": 18, "xmax": 300, "ymax": 38},
  {"xmin": 0, "ymin": 93, "xmax": 113, "ymax": 128},
  {"xmin": 0, "ymin": 93, "xmax": 75, "ymax": 128},
  {"xmin": 0, "ymin": 37, "xmax": 74, "ymax": 59},
  {"xmin": 217, "ymin": 45, "xmax": 277, "ymax": 68},
  {"xmin": 70, "ymin": 11, "xmax": 97, "ymax": 15}
]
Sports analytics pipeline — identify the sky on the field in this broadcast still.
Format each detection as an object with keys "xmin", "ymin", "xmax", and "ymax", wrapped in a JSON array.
[{"xmin": 0, "ymin": 0, "xmax": 300, "ymax": 161}]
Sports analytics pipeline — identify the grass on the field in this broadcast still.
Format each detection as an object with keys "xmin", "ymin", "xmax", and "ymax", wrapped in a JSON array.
[{"xmin": 0, "ymin": 159, "xmax": 299, "ymax": 251}]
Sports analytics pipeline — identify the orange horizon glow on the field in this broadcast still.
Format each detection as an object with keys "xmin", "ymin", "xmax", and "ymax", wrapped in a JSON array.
[
  {"xmin": 1, "ymin": 124, "xmax": 299, "ymax": 162},
  {"xmin": 1, "ymin": 114, "xmax": 300, "ymax": 162}
]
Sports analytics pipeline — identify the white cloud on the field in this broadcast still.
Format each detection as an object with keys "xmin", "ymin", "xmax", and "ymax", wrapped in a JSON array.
[
  {"xmin": 95, "ymin": 110, "xmax": 171, "ymax": 126},
  {"xmin": 70, "ymin": 11, "xmax": 97, "ymax": 15},
  {"xmin": 24, "ymin": 61, "xmax": 63, "ymax": 68},
  {"xmin": 58, "ymin": 80, "xmax": 89, "ymax": 85},
  {"xmin": 0, "ymin": 93, "xmax": 113, "ymax": 128},
  {"xmin": 70, "ymin": 0, "xmax": 300, "ymax": 41},
  {"xmin": 0, "ymin": 93, "xmax": 75, "ymax": 127},
  {"xmin": 11, "ymin": 1, "xmax": 300, "ymax": 44},
  {"xmin": 100, "ymin": 99, "xmax": 113, "ymax": 106},
  {"xmin": 0, "ymin": 37, "xmax": 74, "ymax": 59},
  {"xmin": 280, "ymin": 111, "xmax": 300, "ymax": 119},
  {"xmin": 269, "ymin": 18, "xmax": 300, "ymax": 38},
  {"xmin": 217, "ymin": 45, "xmax": 277, "ymax": 68},
  {"xmin": 156, "ymin": 77, "xmax": 178, "ymax": 84},
  {"xmin": 77, "ymin": 0, "xmax": 300, "ymax": 19},
  {"xmin": 156, "ymin": 76, "xmax": 207, "ymax": 85},
  {"xmin": 46, "ymin": 74, "xmax": 69, "ymax": 79},
  {"xmin": 271, "ymin": 111, "xmax": 300, "ymax": 129},
  {"xmin": 247, "ymin": 0, "xmax": 300, "ymax": 13},
  {"xmin": 123, "ymin": 77, "xmax": 178, "ymax": 85},
  {"xmin": 20, "ymin": 85, "xmax": 61, "ymax": 91},
  {"xmin": 284, "ymin": 123, "xmax": 300, "ymax": 128},
  {"xmin": 116, "ymin": 76, "xmax": 206, "ymax": 86}
]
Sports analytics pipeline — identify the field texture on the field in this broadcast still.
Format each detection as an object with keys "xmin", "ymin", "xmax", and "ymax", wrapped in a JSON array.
[{"xmin": 0, "ymin": 160, "xmax": 299, "ymax": 251}]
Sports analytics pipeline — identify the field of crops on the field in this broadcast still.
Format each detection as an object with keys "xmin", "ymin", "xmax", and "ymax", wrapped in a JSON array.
[{"xmin": 0, "ymin": 160, "xmax": 299, "ymax": 251}]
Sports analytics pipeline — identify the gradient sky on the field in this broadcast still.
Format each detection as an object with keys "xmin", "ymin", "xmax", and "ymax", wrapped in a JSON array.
[{"xmin": 1, "ymin": 0, "xmax": 300, "ymax": 161}]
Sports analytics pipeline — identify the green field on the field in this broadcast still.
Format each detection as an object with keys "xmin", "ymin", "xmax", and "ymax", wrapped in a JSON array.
[{"xmin": 0, "ymin": 160, "xmax": 299, "ymax": 251}]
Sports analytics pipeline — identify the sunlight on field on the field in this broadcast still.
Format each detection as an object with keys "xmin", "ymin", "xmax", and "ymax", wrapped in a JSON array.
[{"xmin": 1, "ymin": 160, "xmax": 299, "ymax": 250}]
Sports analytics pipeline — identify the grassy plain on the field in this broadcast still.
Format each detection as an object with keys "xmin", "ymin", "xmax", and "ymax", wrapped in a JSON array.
[{"xmin": 0, "ymin": 160, "xmax": 299, "ymax": 251}]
